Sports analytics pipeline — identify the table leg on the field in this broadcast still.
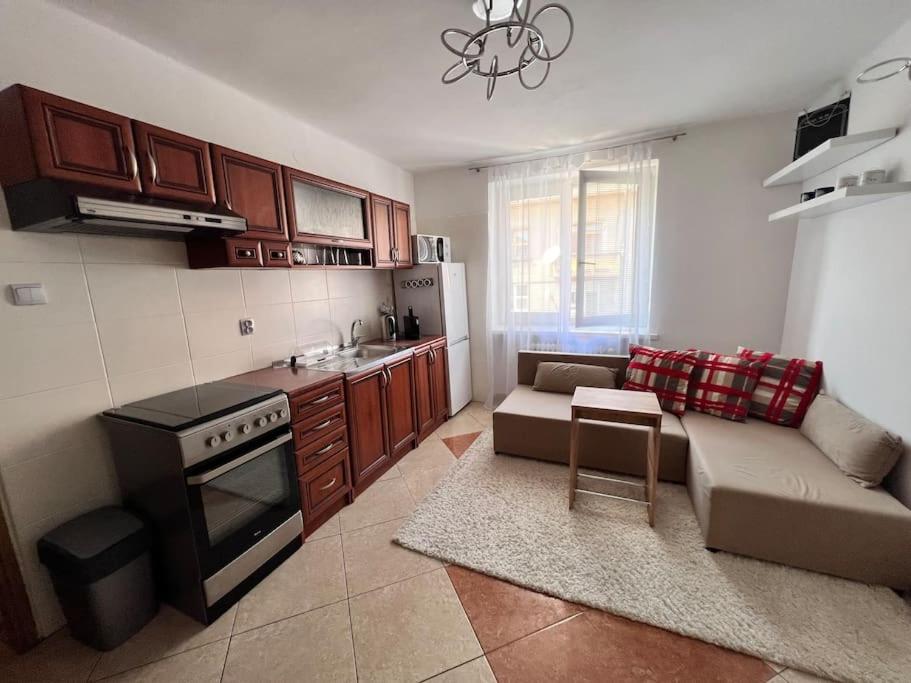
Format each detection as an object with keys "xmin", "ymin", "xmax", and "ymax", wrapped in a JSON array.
[
  {"xmin": 646, "ymin": 423, "xmax": 660, "ymax": 526},
  {"xmin": 569, "ymin": 414, "xmax": 580, "ymax": 509}
]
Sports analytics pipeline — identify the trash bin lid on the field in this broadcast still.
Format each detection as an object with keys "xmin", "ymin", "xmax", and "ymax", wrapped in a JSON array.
[{"xmin": 38, "ymin": 506, "xmax": 150, "ymax": 584}]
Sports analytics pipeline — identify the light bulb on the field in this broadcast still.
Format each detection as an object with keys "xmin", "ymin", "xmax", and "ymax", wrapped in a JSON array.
[{"xmin": 472, "ymin": 0, "xmax": 524, "ymax": 22}]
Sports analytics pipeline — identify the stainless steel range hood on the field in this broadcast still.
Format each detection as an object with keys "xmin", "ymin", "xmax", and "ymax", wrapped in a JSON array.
[{"xmin": 4, "ymin": 180, "xmax": 247, "ymax": 240}]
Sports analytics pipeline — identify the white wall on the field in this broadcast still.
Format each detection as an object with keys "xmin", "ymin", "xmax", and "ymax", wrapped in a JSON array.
[
  {"xmin": 413, "ymin": 112, "xmax": 799, "ymax": 402},
  {"xmin": 0, "ymin": 0, "xmax": 409, "ymax": 636},
  {"xmin": 781, "ymin": 18, "xmax": 911, "ymax": 504}
]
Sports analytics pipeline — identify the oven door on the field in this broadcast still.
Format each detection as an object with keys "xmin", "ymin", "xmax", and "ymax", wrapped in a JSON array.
[{"xmin": 185, "ymin": 430, "xmax": 300, "ymax": 580}]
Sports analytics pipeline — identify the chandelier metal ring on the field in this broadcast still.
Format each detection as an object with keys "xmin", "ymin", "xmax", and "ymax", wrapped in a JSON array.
[{"xmin": 440, "ymin": 0, "xmax": 574, "ymax": 101}]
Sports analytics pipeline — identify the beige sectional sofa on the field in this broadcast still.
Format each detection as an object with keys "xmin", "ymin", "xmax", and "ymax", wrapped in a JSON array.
[{"xmin": 493, "ymin": 351, "xmax": 911, "ymax": 589}]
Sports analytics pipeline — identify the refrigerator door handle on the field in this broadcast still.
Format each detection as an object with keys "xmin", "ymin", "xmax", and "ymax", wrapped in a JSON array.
[{"xmin": 448, "ymin": 335, "xmax": 469, "ymax": 345}]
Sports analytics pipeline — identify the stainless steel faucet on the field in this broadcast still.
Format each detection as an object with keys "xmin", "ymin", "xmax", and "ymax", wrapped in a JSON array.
[{"xmin": 350, "ymin": 319, "xmax": 365, "ymax": 347}]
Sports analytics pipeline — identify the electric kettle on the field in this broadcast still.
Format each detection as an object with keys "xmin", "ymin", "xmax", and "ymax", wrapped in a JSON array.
[{"xmin": 381, "ymin": 314, "xmax": 397, "ymax": 341}]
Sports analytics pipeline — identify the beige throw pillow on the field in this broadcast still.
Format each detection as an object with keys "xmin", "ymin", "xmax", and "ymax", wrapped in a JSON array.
[
  {"xmin": 800, "ymin": 394, "xmax": 904, "ymax": 487},
  {"xmin": 532, "ymin": 362, "xmax": 618, "ymax": 395}
]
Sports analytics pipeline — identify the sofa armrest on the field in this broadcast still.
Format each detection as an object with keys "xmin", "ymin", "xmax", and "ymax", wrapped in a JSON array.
[{"xmin": 517, "ymin": 350, "xmax": 629, "ymax": 386}]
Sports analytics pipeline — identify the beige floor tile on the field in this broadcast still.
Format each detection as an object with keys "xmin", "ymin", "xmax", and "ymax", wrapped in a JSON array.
[
  {"xmin": 349, "ymin": 568, "xmax": 482, "ymax": 683},
  {"xmin": 233, "ymin": 535, "xmax": 347, "ymax": 634},
  {"xmin": 403, "ymin": 464, "xmax": 452, "ymax": 503},
  {"xmin": 0, "ymin": 629, "xmax": 100, "ymax": 682},
  {"xmin": 428, "ymin": 656, "xmax": 497, "ymax": 682},
  {"xmin": 397, "ymin": 438, "xmax": 456, "ymax": 477},
  {"xmin": 91, "ymin": 604, "xmax": 235, "ymax": 679},
  {"xmin": 222, "ymin": 601, "xmax": 355, "ymax": 682},
  {"xmin": 306, "ymin": 512, "xmax": 341, "ymax": 541},
  {"xmin": 342, "ymin": 518, "xmax": 441, "ymax": 596},
  {"xmin": 780, "ymin": 669, "xmax": 836, "ymax": 682},
  {"xmin": 433, "ymin": 412, "xmax": 485, "ymax": 439},
  {"xmin": 339, "ymin": 478, "xmax": 416, "ymax": 532},
  {"xmin": 378, "ymin": 463, "xmax": 402, "ymax": 481},
  {"xmin": 105, "ymin": 639, "xmax": 228, "ymax": 682},
  {"xmin": 464, "ymin": 402, "xmax": 493, "ymax": 428}
]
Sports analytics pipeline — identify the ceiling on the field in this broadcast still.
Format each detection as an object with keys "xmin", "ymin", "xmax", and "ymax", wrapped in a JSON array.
[{"xmin": 52, "ymin": 0, "xmax": 911, "ymax": 172}]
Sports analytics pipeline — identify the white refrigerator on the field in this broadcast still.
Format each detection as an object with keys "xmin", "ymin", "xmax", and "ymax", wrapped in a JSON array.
[{"xmin": 393, "ymin": 263, "xmax": 472, "ymax": 415}]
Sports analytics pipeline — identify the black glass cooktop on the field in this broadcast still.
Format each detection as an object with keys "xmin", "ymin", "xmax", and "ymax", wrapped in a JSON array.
[{"xmin": 103, "ymin": 381, "xmax": 282, "ymax": 431}]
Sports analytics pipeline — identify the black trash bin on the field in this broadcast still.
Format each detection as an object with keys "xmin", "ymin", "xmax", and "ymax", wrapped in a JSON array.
[{"xmin": 38, "ymin": 506, "xmax": 158, "ymax": 651}]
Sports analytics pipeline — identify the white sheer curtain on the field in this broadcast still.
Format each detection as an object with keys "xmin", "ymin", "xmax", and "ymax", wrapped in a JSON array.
[{"xmin": 485, "ymin": 144, "xmax": 658, "ymax": 407}]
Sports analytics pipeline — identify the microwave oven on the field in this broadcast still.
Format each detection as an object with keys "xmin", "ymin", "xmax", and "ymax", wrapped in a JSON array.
[{"xmin": 414, "ymin": 234, "xmax": 451, "ymax": 263}]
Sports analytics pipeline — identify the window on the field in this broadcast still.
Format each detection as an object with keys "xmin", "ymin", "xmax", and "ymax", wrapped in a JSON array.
[{"xmin": 504, "ymin": 161, "xmax": 658, "ymax": 331}]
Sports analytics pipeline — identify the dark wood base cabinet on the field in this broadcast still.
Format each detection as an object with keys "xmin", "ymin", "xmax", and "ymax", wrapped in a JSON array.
[
  {"xmin": 347, "ymin": 353, "xmax": 418, "ymax": 496},
  {"xmin": 414, "ymin": 339, "xmax": 449, "ymax": 442}
]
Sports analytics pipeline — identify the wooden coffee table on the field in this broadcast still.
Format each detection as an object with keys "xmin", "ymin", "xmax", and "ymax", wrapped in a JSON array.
[{"xmin": 568, "ymin": 387, "xmax": 663, "ymax": 526}]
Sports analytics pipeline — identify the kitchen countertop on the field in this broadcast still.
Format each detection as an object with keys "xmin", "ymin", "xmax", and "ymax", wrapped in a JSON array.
[
  {"xmin": 224, "ymin": 336, "xmax": 445, "ymax": 393},
  {"xmin": 225, "ymin": 365, "xmax": 342, "ymax": 396}
]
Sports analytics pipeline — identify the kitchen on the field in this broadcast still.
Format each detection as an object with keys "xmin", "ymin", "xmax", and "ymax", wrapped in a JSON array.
[{"xmin": 0, "ymin": 77, "xmax": 474, "ymax": 657}]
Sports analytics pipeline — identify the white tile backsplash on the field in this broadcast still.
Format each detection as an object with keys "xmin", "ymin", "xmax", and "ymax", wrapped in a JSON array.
[
  {"xmin": 97, "ymin": 314, "xmax": 191, "ymax": 377},
  {"xmin": 192, "ymin": 348, "xmax": 254, "ymax": 384},
  {"xmin": 86, "ymin": 264, "xmax": 181, "ymax": 321},
  {"xmin": 290, "ymin": 269, "xmax": 329, "ymax": 302},
  {"xmin": 177, "ymin": 269, "xmax": 245, "ymax": 313},
  {"xmin": 242, "ymin": 269, "xmax": 292, "ymax": 306},
  {"xmin": 0, "ymin": 262, "xmax": 93, "ymax": 329},
  {"xmin": 0, "ymin": 232, "xmax": 392, "ymax": 638},
  {"xmin": 0, "ymin": 323, "xmax": 106, "ymax": 400},
  {"xmin": 78, "ymin": 235, "xmax": 188, "ymax": 266},
  {"xmin": 108, "ymin": 361, "xmax": 195, "ymax": 407},
  {"xmin": 0, "ymin": 380, "xmax": 111, "ymax": 467}
]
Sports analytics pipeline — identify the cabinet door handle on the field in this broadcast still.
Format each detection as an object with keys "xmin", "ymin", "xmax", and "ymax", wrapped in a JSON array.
[
  {"xmin": 318, "ymin": 477, "xmax": 338, "ymax": 491},
  {"xmin": 125, "ymin": 146, "xmax": 139, "ymax": 180},
  {"xmin": 429, "ymin": 349, "xmax": 435, "ymax": 364},
  {"xmin": 379, "ymin": 370, "xmax": 387, "ymax": 388},
  {"xmin": 314, "ymin": 440, "xmax": 338, "ymax": 456},
  {"xmin": 147, "ymin": 151, "xmax": 159, "ymax": 183},
  {"xmin": 312, "ymin": 419, "xmax": 333, "ymax": 431}
]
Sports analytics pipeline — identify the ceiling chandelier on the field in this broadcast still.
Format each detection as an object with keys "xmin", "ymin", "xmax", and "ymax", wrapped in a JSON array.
[{"xmin": 441, "ymin": 0, "xmax": 574, "ymax": 101}]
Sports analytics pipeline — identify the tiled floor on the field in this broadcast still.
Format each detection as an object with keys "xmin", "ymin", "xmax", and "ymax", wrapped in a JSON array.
[{"xmin": 0, "ymin": 402, "xmax": 832, "ymax": 682}]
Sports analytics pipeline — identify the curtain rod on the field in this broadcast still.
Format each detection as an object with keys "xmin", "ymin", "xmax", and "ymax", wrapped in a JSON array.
[{"xmin": 468, "ymin": 131, "xmax": 687, "ymax": 172}]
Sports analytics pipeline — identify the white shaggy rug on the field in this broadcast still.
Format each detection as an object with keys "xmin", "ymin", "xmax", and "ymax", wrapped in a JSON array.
[{"xmin": 394, "ymin": 430, "xmax": 911, "ymax": 683}]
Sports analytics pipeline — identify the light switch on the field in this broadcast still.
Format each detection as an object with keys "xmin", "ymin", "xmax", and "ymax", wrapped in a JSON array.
[{"xmin": 10, "ymin": 283, "xmax": 48, "ymax": 306}]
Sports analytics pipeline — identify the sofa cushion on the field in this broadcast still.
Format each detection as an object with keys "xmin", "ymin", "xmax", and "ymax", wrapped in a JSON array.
[
  {"xmin": 800, "ymin": 393, "xmax": 903, "ymax": 488},
  {"xmin": 623, "ymin": 345, "xmax": 696, "ymax": 416},
  {"xmin": 532, "ymin": 362, "xmax": 618, "ymax": 395},
  {"xmin": 493, "ymin": 385, "xmax": 689, "ymax": 482},
  {"xmin": 737, "ymin": 347, "xmax": 822, "ymax": 427},
  {"xmin": 683, "ymin": 410, "xmax": 911, "ymax": 588},
  {"xmin": 686, "ymin": 351, "xmax": 763, "ymax": 421}
]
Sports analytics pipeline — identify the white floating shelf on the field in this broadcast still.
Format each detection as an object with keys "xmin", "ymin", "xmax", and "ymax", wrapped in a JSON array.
[
  {"xmin": 763, "ymin": 128, "xmax": 897, "ymax": 187},
  {"xmin": 768, "ymin": 182, "xmax": 911, "ymax": 222}
]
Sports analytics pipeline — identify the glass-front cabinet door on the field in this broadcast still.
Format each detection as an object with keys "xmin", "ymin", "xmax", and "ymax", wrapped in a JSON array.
[{"xmin": 283, "ymin": 167, "xmax": 373, "ymax": 248}]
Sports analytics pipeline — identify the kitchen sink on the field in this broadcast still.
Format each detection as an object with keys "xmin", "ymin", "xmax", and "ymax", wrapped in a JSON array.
[
  {"xmin": 305, "ymin": 344, "xmax": 400, "ymax": 374},
  {"xmin": 336, "ymin": 346, "xmax": 392, "ymax": 360}
]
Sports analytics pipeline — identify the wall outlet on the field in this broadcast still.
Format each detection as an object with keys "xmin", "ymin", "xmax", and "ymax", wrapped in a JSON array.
[{"xmin": 239, "ymin": 318, "xmax": 255, "ymax": 335}]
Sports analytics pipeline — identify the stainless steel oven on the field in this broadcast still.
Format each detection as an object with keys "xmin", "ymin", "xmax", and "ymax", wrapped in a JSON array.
[
  {"xmin": 102, "ymin": 381, "xmax": 304, "ymax": 624},
  {"xmin": 185, "ymin": 428, "xmax": 299, "ymax": 606}
]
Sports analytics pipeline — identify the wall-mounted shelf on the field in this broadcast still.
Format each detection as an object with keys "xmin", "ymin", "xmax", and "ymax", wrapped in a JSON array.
[
  {"xmin": 768, "ymin": 182, "xmax": 911, "ymax": 222},
  {"xmin": 763, "ymin": 128, "xmax": 897, "ymax": 187}
]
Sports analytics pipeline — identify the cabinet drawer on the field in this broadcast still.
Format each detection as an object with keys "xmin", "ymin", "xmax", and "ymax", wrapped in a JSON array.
[
  {"xmin": 300, "ymin": 449, "xmax": 350, "ymax": 519},
  {"xmin": 290, "ymin": 380, "xmax": 344, "ymax": 421},
  {"xmin": 263, "ymin": 241, "xmax": 292, "ymax": 268},
  {"xmin": 294, "ymin": 402, "xmax": 346, "ymax": 451},
  {"xmin": 296, "ymin": 425, "xmax": 347, "ymax": 475}
]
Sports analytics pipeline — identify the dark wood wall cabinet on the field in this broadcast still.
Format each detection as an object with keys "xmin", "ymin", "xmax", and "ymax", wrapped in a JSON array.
[
  {"xmin": 132, "ymin": 121, "xmax": 215, "ymax": 204},
  {"xmin": 0, "ymin": 83, "xmax": 414, "ymax": 272},
  {"xmin": 0, "ymin": 85, "xmax": 141, "ymax": 193},
  {"xmin": 371, "ymin": 194, "xmax": 413, "ymax": 269}
]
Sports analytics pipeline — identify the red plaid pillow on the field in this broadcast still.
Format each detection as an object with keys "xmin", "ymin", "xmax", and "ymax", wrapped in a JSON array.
[
  {"xmin": 738, "ymin": 347, "xmax": 823, "ymax": 427},
  {"xmin": 686, "ymin": 351, "xmax": 763, "ymax": 421},
  {"xmin": 623, "ymin": 345, "xmax": 696, "ymax": 416}
]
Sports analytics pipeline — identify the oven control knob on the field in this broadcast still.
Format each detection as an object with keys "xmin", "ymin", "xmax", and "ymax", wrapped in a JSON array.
[
  {"xmin": 239, "ymin": 423, "xmax": 252, "ymax": 435},
  {"xmin": 279, "ymin": 408, "xmax": 288, "ymax": 419},
  {"xmin": 206, "ymin": 435, "xmax": 221, "ymax": 448},
  {"xmin": 268, "ymin": 412, "xmax": 278, "ymax": 423},
  {"xmin": 256, "ymin": 417, "xmax": 268, "ymax": 428},
  {"xmin": 222, "ymin": 431, "xmax": 234, "ymax": 443}
]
